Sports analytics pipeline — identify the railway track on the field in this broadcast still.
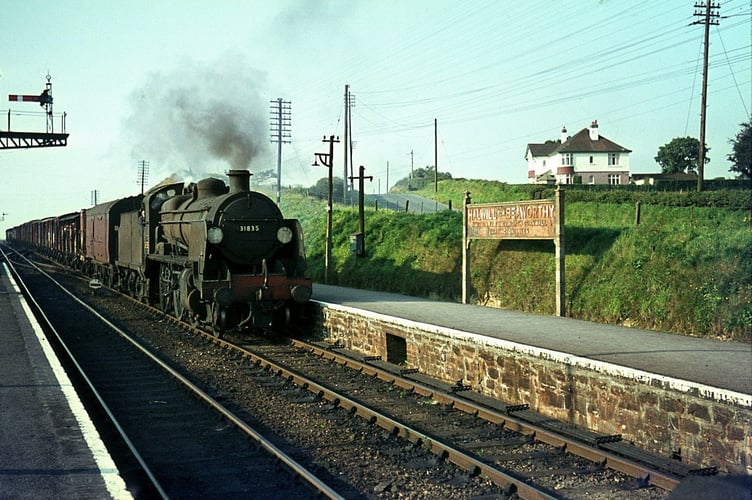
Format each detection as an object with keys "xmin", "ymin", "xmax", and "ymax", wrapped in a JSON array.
[
  {"xmin": 2, "ymin": 246, "xmax": 342, "ymax": 499},
  {"xmin": 225, "ymin": 335, "xmax": 681, "ymax": 499},
  {"xmin": 4, "ymin": 246, "xmax": 693, "ymax": 498}
]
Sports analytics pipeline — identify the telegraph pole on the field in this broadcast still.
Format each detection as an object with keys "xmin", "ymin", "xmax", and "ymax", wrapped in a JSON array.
[
  {"xmin": 386, "ymin": 161, "xmax": 389, "ymax": 194},
  {"xmin": 270, "ymin": 98, "xmax": 291, "ymax": 205},
  {"xmin": 343, "ymin": 85, "xmax": 356, "ymax": 204},
  {"xmin": 434, "ymin": 118, "xmax": 438, "ymax": 193},
  {"xmin": 313, "ymin": 135, "xmax": 340, "ymax": 283},
  {"xmin": 349, "ymin": 165, "xmax": 373, "ymax": 257},
  {"xmin": 137, "ymin": 160, "xmax": 149, "ymax": 195},
  {"xmin": 407, "ymin": 149, "xmax": 414, "ymax": 189},
  {"xmin": 692, "ymin": 1, "xmax": 720, "ymax": 192}
]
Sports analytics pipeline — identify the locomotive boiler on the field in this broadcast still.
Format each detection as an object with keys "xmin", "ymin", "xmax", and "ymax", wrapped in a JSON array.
[
  {"xmin": 6, "ymin": 168, "xmax": 312, "ymax": 336},
  {"xmin": 147, "ymin": 169, "xmax": 311, "ymax": 333}
]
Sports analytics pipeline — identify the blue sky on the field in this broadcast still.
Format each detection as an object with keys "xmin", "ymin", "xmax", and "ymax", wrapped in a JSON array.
[{"xmin": 1, "ymin": 0, "xmax": 750, "ymax": 231}]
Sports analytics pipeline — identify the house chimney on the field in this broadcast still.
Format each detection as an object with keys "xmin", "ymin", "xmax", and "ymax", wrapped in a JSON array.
[
  {"xmin": 589, "ymin": 120, "xmax": 599, "ymax": 141},
  {"xmin": 560, "ymin": 126, "xmax": 568, "ymax": 143}
]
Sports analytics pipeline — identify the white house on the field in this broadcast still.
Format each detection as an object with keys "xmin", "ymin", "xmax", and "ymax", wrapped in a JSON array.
[{"xmin": 526, "ymin": 120, "xmax": 631, "ymax": 185}]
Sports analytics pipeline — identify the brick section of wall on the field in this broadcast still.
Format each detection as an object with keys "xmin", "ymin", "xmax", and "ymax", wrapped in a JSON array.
[{"xmin": 314, "ymin": 304, "xmax": 752, "ymax": 474}]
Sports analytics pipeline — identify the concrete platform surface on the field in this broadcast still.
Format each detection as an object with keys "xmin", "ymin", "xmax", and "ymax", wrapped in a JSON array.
[
  {"xmin": 0, "ymin": 263, "xmax": 131, "ymax": 499},
  {"xmin": 312, "ymin": 284, "xmax": 752, "ymax": 398}
]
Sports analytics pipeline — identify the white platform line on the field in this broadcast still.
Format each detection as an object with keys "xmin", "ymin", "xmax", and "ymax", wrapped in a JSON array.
[{"xmin": 3, "ymin": 263, "xmax": 133, "ymax": 499}]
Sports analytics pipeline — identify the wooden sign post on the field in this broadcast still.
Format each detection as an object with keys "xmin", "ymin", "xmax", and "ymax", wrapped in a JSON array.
[{"xmin": 463, "ymin": 187, "xmax": 565, "ymax": 316}]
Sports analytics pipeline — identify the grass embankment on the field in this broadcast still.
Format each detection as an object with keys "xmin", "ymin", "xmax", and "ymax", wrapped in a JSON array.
[{"xmin": 281, "ymin": 180, "xmax": 752, "ymax": 342}]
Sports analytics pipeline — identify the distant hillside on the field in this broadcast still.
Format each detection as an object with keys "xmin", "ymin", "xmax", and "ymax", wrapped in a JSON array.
[{"xmin": 281, "ymin": 179, "xmax": 752, "ymax": 342}]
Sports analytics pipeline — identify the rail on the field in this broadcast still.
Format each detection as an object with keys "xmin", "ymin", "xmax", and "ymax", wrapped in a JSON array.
[{"xmin": 1, "ymin": 245, "xmax": 343, "ymax": 500}]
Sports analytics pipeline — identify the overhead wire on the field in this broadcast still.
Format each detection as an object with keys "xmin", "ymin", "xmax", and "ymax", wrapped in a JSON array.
[{"xmin": 288, "ymin": 1, "xmax": 749, "ymax": 183}]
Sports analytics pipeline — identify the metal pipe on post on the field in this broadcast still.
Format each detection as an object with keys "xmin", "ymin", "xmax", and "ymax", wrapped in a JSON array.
[
  {"xmin": 348, "ymin": 165, "xmax": 372, "ymax": 257},
  {"xmin": 555, "ymin": 187, "xmax": 566, "ymax": 317},
  {"xmin": 462, "ymin": 192, "xmax": 471, "ymax": 304}
]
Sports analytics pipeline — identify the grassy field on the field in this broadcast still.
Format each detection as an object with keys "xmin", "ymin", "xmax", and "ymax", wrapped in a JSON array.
[{"xmin": 281, "ymin": 180, "xmax": 752, "ymax": 342}]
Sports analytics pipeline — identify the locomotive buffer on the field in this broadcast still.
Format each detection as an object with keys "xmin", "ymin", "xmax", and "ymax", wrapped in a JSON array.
[{"xmin": 1, "ymin": 74, "xmax": 69, "ymax": 150}]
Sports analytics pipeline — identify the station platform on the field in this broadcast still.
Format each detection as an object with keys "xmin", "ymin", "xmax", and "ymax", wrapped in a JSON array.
[
  {"xmin": 0, "ymin": 262, "xmax": 131, "ymax": 498},
  {"xmin": 312, "ymin": 284, "xmax": 752, "ymax": 400}
]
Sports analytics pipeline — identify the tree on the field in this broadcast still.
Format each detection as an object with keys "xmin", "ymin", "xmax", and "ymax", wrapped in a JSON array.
[
  {"xmin": 727, "ymin": 118, "xmax": 752, "ymax": 180},
  {"xmin": 391, "ymin": 166, "xmax": 452, "ymax": 192},
  {"xmin": 252, "ymin": 169, "xmax": 277, "ymax": 187},
  {"xmin": 308, "ymin": 176, "xmax": 345, "ymax": 203},
  {"xmin": 654, "ymin": 137, "xmax": 709, "ymax": 174}
]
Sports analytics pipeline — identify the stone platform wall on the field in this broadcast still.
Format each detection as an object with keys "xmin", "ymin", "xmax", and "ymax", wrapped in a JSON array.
[{"xmin": 314, "ymin": 302, "xmax": 752, "ymax": 475}]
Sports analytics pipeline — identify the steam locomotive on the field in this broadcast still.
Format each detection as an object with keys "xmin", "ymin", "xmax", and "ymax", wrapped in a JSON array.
[{"xmin": 5, "ymin": 169, "xmax": 312, "ymax": 336}]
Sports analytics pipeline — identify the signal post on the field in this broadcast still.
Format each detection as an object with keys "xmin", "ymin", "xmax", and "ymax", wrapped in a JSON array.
[{"xmin": 313, "ymin": 135, "xmax": 340, "ymax": 284}]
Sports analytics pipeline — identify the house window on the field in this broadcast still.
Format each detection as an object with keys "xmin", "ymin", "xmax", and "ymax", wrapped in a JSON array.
[
  {"xmin": 608, "ymin": 174, "xmax": 621, "ymax": 185},
  {"xmin": 563, "ymin": 174, "xmax": 573, "ymax": 184},
  {"xmin": 588, "ymin": 175, "xmax": 595, "ymax": 184},
  {"xmin": 561, "ymin": 153, "xmax": 572, "ymax": 166},
  {"xmin": 608, "ymin": 153, "xmax": 619, "ymax": 166},
  {"xmin": 589, "ymin": 156, "xmax": 594, "ymax": 164}
]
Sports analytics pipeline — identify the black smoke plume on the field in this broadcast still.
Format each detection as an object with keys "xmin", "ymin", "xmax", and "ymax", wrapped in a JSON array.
[{"xmin": 125, "ymin": 53, "xmax": 269, "ymax": 180}]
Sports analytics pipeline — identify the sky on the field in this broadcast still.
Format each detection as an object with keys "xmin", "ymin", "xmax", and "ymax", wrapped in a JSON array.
[{"xmin": 1, "ymin": 0, "xmax": 750, "ymax": 232}]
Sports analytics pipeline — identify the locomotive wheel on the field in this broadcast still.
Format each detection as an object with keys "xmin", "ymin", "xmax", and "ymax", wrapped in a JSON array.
[
  {"xmin": 159, "ymin": 288, "xmax": 172, "ymax": 312},
  {"xmin": 211, "ymin": 305, "xmax": 227, "ymax": 339},
  {"xmin": 173, "ymin": 289, "xmax": 186, "ymax": 321},
  {"xmin": 159, "ymin": 265, "xmax": 174, "ymax": 314},
  {"xmin": 135, "ymin": 278, "xmax": 146, "ymax": 302}
]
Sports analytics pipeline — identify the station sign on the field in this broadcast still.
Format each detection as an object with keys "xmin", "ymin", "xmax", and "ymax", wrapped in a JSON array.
[
  {"xmin": 462, "ymin": 189, "xmax": 565, "ymax": 316},
  {"xmin": 466, "ymin": 200, "xmax": 556, "ymax": 240}
]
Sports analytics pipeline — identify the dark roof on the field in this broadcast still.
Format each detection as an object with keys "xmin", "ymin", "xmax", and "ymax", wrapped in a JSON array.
[
  {"xmin": 527, "ymin": 141, "xmax": 560, "ymax": 157},
  {"xmin": 559, "ymin": 127, "xmax": 631, "ymax": 153},
  {"xmin": 527, "ymin": 127, "xmax": 631, "ymax": 158}
]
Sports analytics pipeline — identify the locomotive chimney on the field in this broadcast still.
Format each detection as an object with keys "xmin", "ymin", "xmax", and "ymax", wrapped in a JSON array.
[{"xmin": 228, "ymin": 169, "xmax": 251, "ymax": 193}]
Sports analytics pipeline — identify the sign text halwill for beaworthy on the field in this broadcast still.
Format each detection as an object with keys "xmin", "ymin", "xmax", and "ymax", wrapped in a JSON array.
[{"xmin": 466, "ymin": 200, "xmax": 556, "ymax": 239}]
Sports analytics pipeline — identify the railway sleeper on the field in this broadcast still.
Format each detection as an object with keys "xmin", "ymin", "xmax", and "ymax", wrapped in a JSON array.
[
  {"xmin": 488, "ymin": 448, "xmax": 576, "ymax": 465},
  {"xmin": 513, "ymin": 464, "xmax": 606, "ymax": 481},
  {"xmin": 599, "ymin": 441, "xmax": 717, "ymax": 478},
  {"xmin": 298, "ymin": 338, "xmax": 717, "ymax": 486},
  {"xmin": 462, "ymin": 435, "xmax": 536, "ymax": 451}
]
